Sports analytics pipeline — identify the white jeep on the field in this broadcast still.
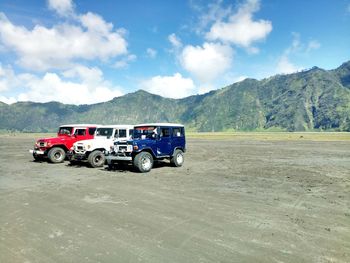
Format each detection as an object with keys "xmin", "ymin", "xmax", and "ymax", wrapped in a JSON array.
[{"xmin": 67, "ymin": 125, "xmax": 134, "ymax": 167}]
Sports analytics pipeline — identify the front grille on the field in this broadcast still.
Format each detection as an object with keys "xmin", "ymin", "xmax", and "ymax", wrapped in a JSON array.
[
  {"xmin": 115, "ymin": 144, "xmax": 132, "ymax": 153},
  {"xmin": 77, "ymin": 146, "xmax": 84, "ymax": 150},
  {"xmin": 39, "ymin": 142, "xmax": 45, "ymax": 147}
]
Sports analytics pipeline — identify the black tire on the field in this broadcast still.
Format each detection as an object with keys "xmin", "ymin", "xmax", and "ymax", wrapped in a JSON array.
[
  {"xmin": 170, "ymin": 149, "xmax": 184, "ymax": 167},
  {"xmin": 133, "ymin": 152, "xmax": 153, "ymax": 173},
  {"xmin": 48, "ymin": 147, "xmax": 66, "ymax": 163},
  {"xmin": 88, "ymin": 150, "xmax": 105, "ymax": 168}
]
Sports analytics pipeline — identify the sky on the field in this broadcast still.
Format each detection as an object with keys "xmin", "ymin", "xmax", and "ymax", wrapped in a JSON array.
[{"xmin": 0, "ymin": 0, "xmax": 349, "ymax": 105}]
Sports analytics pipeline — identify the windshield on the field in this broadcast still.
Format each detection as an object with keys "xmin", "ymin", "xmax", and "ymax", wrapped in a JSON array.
[
  {"xmin": 96, "ymin": 128, "xmax": 114, "ymax": 137},
  {"xmin": 133, "ymin": 126, "xmax": 157, "ymax": 139},
  {"xmin": 58, "ymin": 126, "xmax": 73, "ymax": 135}
]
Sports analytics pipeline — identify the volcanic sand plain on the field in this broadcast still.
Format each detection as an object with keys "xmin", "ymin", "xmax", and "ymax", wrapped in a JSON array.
[{"xmin": 0, "ymin": 133, "xmax": 349, "ymax": 263}]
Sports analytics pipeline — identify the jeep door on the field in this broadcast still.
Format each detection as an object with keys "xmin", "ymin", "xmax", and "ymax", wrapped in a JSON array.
[
  {"xmin": 171, "ymin": 127, "xmax": 185, "ymax": 151},
  {"xmin": 69, "ymin": 128, "xmax": 88, "ymax": 148},
  {"xmin": 157, "ymin": 127, "xmax": 172, "ymax": 156}
]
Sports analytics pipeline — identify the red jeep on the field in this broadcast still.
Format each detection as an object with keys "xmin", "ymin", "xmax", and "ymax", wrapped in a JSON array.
[{"xmin": 29, "ymin": 124, "xmax": 98, "ymax": 163}]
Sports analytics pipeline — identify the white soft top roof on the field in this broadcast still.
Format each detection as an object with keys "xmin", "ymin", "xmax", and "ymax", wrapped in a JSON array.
[
  {"xmin": 97, "ymin": 124, "xmax": 134, "ymax": 129},
  {"xmin": 59, "ymin": 124, "xmax": 99, "ymax": 128},
  {"xmin": 135, "ymin": 123, "xmax": 184, "ymax": 128}
]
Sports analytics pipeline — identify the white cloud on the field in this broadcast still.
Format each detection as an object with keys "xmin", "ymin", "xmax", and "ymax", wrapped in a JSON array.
[
  {"xmin": 306, "ymin": 40, "xmax": 321, "ymax": 53},
  {"xmin": 0, "ymin": 11, "xmax": 128, "ymax": 71},
  {"xmin": 0, "ymin": 1, "xmax": 131, "ymax": 105},
  {"xmin": 140, "ymin": 73, "xmax": 196, "ymax": 99},
  {"xmin": 197, "ymin": 84, "xmax": 215, "ymax": 95},
  {"xmin": 233, "ymin": 75, "xmax": 248, "ymax": 83},
  {"xmin": 180, "ymin": 42, "xmax": 233, "ymax": 84},
  {"xmin": 48, "ymin": 0, "xmax": 74, "ymax": 17},
  {"xmin": 193, "ymin": 0, "xmax": 233, "ymax": 34},
  {"xmin": 18, "ymin": 72, "xmax": 123, "ymax": 104},
  {"xmin": 168, "ymin": 33, "xmax": 182, "ymax": 48},
  {"xmin": 146, "ymin": 48, "xmax": 157, "ymax": 58},
  {"xmin": 0, "ymin": 64, "xmax": 20, "ymax": 92},
  {"xmin": 275, "ymin": 34, "xmax": 320, "ymax": 74},
  {"xmin": 80, "ymin": 12, "xmax": 112, "ymax": 35},
  {"xmin": 114, "ymin": 54, "xmax": 137, "ymax": 69},
  {"xmin": 276, "ymin": 55, "xmax": 300, "ymax": 74},
  {"xmin": 206, "ymin": 0, "xmax": 272, "ymax": 51},
  {"xmin": 285, "ymin": 33, "xmax": 320, "ymax": 55},
  {"xmin": 0, "ymin": 65, "xmax": 123, "ymax": 105},
  {"xmin": 62, "ymin": 65, "xmax": 104, "ymax": 84},
  {"xmin": 0, "ymin": 95, "xmax": 16, "ymax": 104}
]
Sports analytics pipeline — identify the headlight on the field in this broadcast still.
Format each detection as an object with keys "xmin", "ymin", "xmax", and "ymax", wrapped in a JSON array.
[
  {"xmin": 127, "ymin": 145, "xmax": 133, "ymax": 152},
  {"xmin": 37, "ymin": 141, "xmax": 47, "ymax": 147}
]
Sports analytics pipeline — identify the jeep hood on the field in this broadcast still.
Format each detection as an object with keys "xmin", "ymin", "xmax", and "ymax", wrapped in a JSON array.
[
  {"xmin": 75, "ymin": 137, "xmax": 111, "ymax": 145},
  {"xmin": 37, "ymin": 135, "xmax": 71, "ymax": 144}
]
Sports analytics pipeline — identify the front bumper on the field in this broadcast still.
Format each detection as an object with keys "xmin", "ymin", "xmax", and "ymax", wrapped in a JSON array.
[
  {"xmin": 29, "ymin": 149, "xmax": 45, "ymax": 155},
  {"xmin": 105, "ymin": 154, "xmax": 132, "ymax": 163},
  {"xmin": 67, "ymin": 151, "xmax": 87, "ymax": 161}
]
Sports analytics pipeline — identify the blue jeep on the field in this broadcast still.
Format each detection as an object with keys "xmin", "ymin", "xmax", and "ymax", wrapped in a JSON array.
[{"xmin": 105, "ymin": 123, "xmax": 186, "ymax": 173}]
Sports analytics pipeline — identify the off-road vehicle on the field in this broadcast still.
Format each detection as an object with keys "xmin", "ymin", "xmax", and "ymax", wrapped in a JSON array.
[
  {"xmin": 67, "ymin": 125, "xmax": 134, "ymax": 168},
  {"xmin": 29, "ymin": 124, "xmax": 98, "ymax": 163},
  {"xmin": 105, "ymin": 123, "xmax": 186, "ymax": 173}
]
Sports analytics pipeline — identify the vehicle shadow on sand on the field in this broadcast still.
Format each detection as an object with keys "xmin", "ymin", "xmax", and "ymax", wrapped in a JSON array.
[
  {"xmin": 103, "ymin": 160, "xmax": 173, "ymax": 173},
  {"xmin": 66, "ymin": 161, "xmax": 91, "ymax": 168}
]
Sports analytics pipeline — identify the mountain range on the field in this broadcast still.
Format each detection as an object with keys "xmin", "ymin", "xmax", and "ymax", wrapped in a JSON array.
[{"xmin": 1, "ymin": 61, "xmax": 350, "ymax": 132}]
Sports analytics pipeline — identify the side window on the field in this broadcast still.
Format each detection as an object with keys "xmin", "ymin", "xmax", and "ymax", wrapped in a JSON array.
[
  {"xmin": 119, "ymin": 129, "xmax": 126, "ymax": 138},
  {"xmin": 88, "ymin": 127, "xmax": 96, "ymax": 135},
  {"xmin": 75, "ymin": 129, "xmax": 86, "ymax": 136},
  {"xmin": 160, "ymin": 128, "xmax": 170, "ymax": 137},
  {"xmin": 172, "ymin": 127, "xmax": 184, "ymax": 137}
]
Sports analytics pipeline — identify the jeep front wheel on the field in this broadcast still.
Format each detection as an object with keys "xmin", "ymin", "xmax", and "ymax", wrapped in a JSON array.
[
  {"xmin": 134, "ymin": 152, "xmax": 153, "ymax": 173},
  {"xmin": 88, "ymin": 150, "xmax": 105, "ymax": 168},
  {"xmin": 48, "ymin": 147, "xmax": 66, "ymax": 163},
  {"xmin": 170, "ymin": 149, "xmax": 184, "ymax": 167}
]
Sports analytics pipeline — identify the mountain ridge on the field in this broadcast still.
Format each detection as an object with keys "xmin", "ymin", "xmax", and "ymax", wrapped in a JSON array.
[{"xmin": 1, "ymin": 60, "xmax": 350, "ymax": 132}]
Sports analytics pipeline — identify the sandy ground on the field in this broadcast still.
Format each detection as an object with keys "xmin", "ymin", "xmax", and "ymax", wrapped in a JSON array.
[{"xmin": 0, "ymin": 135, "xmax": 349, "ymax": 263}]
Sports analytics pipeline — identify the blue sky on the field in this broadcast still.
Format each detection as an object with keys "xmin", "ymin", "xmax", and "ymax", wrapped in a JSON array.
[{"xmin": 0, "ymin": 0, "xmax": 349, "ymax": 104}]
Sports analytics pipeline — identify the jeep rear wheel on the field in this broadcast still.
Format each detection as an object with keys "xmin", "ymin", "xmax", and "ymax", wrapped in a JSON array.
[
  {"xmin": 170, "ymin": 149, "xmax": 184, "ymax": 167},
  {"xmin": 134, "ymin": 152, "xmax": 153, "ymax": 173},
  {"xmin": 48, "ymin": 147, "xmax": 66, "ymax": 163},
  {"xmin": 88, "ymin": 150, "xmax": 105, "ymax": 168}
]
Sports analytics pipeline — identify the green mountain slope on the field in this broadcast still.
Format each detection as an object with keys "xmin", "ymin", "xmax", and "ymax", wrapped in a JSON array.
[
  {"xmin": 1, "ymin": 61, "xmax": 349, "ymax": 132},
  {"xmin": 333, "ymin": 61, "xmax": 350, "ymax": 89},
  {"xmin": 260, "ymin": 67, "xmax": 350, "ymax": 131}
]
